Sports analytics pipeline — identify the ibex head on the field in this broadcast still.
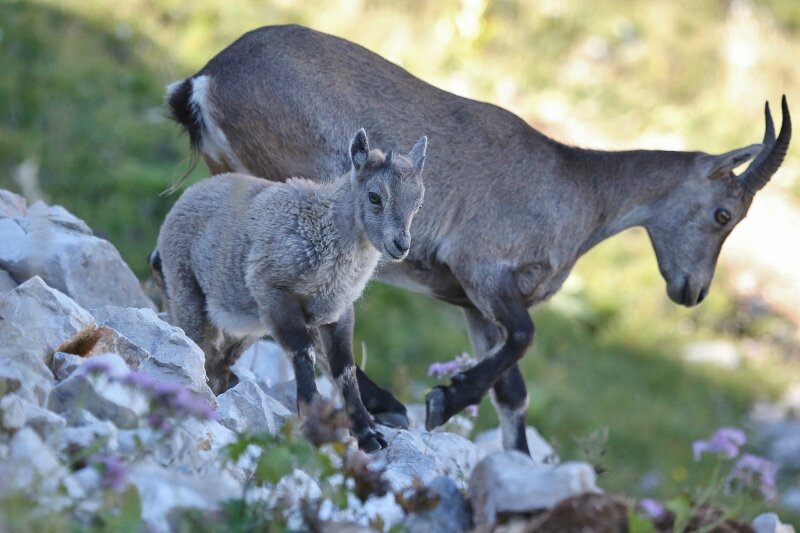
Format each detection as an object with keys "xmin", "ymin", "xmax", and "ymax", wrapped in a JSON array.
[
  {"xmin": 646, "ymin": 96, "xmax": 791, "ymax": 307},
  {"xmin": 349, "ymin": 129, "xmax": 427, "ymax": 261}
]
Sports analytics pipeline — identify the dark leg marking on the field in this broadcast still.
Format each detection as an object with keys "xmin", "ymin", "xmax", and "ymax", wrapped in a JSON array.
[
  {"xmin": 318, "ymin": 306, "xmax": 387, "ymax": 452},
  {"xmin": 356, "ymin": 367, "xmax": 409, "ymax": 429},
  {"xmin": 426, "ymin": 273, "xmax": 534, "ymax": 434},
  {"xmin": 463, "ymin": 306, "xmax": 531, "ymax": 454},
  {"xmin": 259, "ymin": 292, "xmax": 319, "ymax": 413}
]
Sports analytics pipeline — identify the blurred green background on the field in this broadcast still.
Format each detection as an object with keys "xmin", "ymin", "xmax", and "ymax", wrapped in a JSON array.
[{"xmin": 2, "ymin": 0, "xmax": 799, "ymax": 521}]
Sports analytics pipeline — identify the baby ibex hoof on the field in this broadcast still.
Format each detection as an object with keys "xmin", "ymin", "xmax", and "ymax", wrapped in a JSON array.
[
  {"xmin": 359, "ymin": 430, "xmax": 388, "ymax": 453},
  {"xmin": 373, "ymin": 411, "xmax": 410, "ymax": 429},
  {"xmin": 425, "ymin": 386, "xmax": 448, "ymax": 431}
]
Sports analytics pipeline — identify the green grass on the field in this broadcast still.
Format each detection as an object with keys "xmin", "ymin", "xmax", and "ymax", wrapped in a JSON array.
[{"xmin": 2, "ymin": 0, "xmax": 800, "ymax": 524}]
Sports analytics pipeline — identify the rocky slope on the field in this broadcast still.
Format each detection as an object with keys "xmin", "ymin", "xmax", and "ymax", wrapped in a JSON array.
[{"xmin": 0, "ymin": 189, "xmax": 793, "ymax": 532}]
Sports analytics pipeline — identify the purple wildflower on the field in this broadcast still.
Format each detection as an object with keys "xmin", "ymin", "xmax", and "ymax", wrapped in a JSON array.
[
  {"xmin": 427, "ymin": 353, "xmax": 478, "ymax": 379},
  {"xmin": 121, "ymin": 371, "xmax": 217, "ymax": 422},
  {"xmin": 727, "ymin": 453, "xmax": 778, "ymax": 501},
  {"xmin": 427, "ymin": 360, "xmax": 461, "ymax": 378},
  {"xmin": 465, "ymin": 404, "xmax": 479, "ymax": 417},
  {"xmin": 90, "ymin": 454, "xmax": 128, "ymax": 492},
  {"xmin": 692, "ymin": 427, "xmax": 747, "ymax": 461},
  {"xmin": 146, "ymin": 413, "xmax": 175, "ymax": 432},
  {"xmin": 171, "ymin": 388, "xmax": 217, "ymax": 421},
  {"xmin": 639, "ymin": 498, "xmax": 665, "ymax": 520}
]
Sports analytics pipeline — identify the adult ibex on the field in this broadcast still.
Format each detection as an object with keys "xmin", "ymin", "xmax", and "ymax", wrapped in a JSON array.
[{"xmin": 163, "ymin": 25, "xmax": 791, "ymax": 454}]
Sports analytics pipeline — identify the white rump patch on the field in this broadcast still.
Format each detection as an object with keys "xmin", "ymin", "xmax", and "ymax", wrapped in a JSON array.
[
  {"xmin": 189, "ymin": 75, "xmax": 250, "ymax": 173},
  {"xmin": 207, "ymin": 303, "xmax": 267, "ymax": 338}
]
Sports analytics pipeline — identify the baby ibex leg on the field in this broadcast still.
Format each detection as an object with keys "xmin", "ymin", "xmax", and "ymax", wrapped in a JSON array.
[
  {"xmin": 317, "ymin": 306, "xmax": 387, "ymax": 452},
  {"xmin": 260, "ymin": 293, "xmax": 319, "ymax": 412}
]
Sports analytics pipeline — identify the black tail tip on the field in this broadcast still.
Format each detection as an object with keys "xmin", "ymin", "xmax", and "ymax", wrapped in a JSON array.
[
  {"xmin": 166, "ymin": 78, "xmax": 202, "ymax": 151},
  {"xmin": 148, "ymin": 249, "xmax": 162, "ymax": 272}
]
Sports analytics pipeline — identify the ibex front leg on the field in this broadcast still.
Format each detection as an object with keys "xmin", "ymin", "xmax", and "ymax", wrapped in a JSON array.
[
  {"xmin": 464, "ymin": 307, "xmax": 531, "ymax": 454},
  {"xmin": 317, "ymin": 306, "xmax": 387, "ymax": 452},
  {"xmin": 425, "ymin": 270, "xmax": 534, "ymax": 442},
  {"xmin": 257, "ymin": 291, "xmax": 319, "ymax": 412}
]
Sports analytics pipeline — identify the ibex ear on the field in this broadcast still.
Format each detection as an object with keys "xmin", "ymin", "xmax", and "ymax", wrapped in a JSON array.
[
  {"xmin": 408, "ymin": 135, "xmax": 428, "ymax": 174},
  {"xmin": 698, "ymin": 143, "xmax": 762, "ymax": 180},
  {"xmin": 350, "ymin": 129, "xmax": 370, "ymax": 171}
]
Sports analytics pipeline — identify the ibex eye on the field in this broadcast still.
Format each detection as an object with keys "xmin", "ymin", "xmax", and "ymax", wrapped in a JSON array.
[
  {"xmin": 368, "ymin": 192, "xmax": 382, "ymax": 206},
  {"xmin": 714, "ymin": 208, "xmax": 731, "ymax": 225}
]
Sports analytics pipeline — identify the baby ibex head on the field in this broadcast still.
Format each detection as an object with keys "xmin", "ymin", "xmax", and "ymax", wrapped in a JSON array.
[{"xmin": 349, "ymin": 129, "xmax": 427, "ymax": 261}]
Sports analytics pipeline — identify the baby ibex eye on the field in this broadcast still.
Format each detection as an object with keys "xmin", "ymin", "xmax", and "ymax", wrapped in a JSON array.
[
  {"xmin": 714, "ymin": 208, "xmax": 731, "ymax": 225},
  {"xmin": 368, "ymin": 192, "xmax": 382, "ymax": 206}
]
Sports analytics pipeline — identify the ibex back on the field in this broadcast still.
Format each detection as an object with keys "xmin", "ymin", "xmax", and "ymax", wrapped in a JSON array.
[{"xmin": 165, "ymin": 25, "xmax": 791, "ymax": 454}]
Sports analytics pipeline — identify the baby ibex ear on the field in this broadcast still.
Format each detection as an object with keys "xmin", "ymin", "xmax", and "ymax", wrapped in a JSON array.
[
  {"xmin": 408, "ymin": 136, "xmax": 428, "ymax": 174},
  {"xmin": 698, "ymin": 143, "xmax": 762, "ymax": 180},
  {"xmin": 350, "ymin": 129, "xmax": 370, "ymax": 171}
]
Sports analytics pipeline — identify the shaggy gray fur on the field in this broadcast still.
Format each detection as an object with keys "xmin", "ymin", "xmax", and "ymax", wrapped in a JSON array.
[{"xmin": 157, "ymin": 129, "xmax": 426, "ymax": 451}]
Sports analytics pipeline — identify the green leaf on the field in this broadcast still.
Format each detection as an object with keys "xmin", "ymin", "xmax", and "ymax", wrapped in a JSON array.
[
  {"xmin": 119, "ymin": 486, "xmax": 142, "ymax": 525},
  {"xmin": 667, "ymin": 494, "xmax": 693, "ymax": 533},
  {"xmin": 627, "ymin": 508, "xmax": 656, "ymax": 533},
  {"xmin": 255, "ymin": 446, "xmax": 294, "ymax": 485},
  {"xmin": 223, "ymin": 437, "xmax": 251, "ymax": 463}
]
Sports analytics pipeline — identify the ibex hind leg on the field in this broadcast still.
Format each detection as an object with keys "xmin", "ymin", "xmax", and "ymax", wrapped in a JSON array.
[
  {"xmin": 209, "ymin": 334, "xmax": 258, "ymax": 394},
  {"xmin": 356, "ymin": 367, "xmax": 410, "ymax": 429},
  {"xmin": 163, "ymin": 266, "xmax": 226, "ymax": 395},
  {"xmin": 464, "ymin": 307, "xmax": 531, "ymax": 454}
]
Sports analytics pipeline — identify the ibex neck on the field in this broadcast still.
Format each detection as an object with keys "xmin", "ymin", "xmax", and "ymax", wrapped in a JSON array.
[
  {"xmin": 328, "ymin": 176, "xmax": 368, "ymax": 248},
  {"xmin": 573, "ymin": 148, "xmax": 696, "ymax": 253}
]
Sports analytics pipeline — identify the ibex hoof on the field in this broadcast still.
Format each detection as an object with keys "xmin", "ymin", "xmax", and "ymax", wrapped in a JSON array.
[
  {"xmin": 425, "ymin": 387, "xmax": 449, "ymax": 431},
  {"xmin": 359, "ymin": 429, "xmax": 388, "ymax": 453},
  {"xmin": 373, "ymin": 411, "xmax": 410, "ymax": 429}
]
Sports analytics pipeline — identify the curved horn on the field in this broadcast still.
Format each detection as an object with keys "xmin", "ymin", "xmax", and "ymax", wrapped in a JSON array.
[
  {"xmin": 384, "ymin": 149, "xmax": 393, "ymax": 166},
  {"xmin": 741, "ymin": 95, "xmax": 792, "ymax": 194}
]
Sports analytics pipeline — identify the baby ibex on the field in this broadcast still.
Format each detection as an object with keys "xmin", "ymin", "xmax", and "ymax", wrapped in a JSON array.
[{"xmin": 156, "ymin": 129, "xmax": 427, "ymax": 451}]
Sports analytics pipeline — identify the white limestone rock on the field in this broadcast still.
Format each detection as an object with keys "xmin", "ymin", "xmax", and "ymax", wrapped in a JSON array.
[
  {"xmin": 217, "ymin": 380, "xmax": 293, "ymax": 434},
  {"xmin": 473, "ymin": 426, "xmax": 559, "ymax": 465},
  {"xmin": 468, "ymin": 451, "xmax": 600, "ymax": 527},
  {"xmin": 402, "ymin": 476, "xmax": 472, "ymax": 533},
  {"xmin": 129, "ymin": 459, "xmax": 241, "ymax": 533},
  {"xmin": 752, "ymin": 513, "xmax": 796, "ymax": 533},
  {"xmin": 371, "ymin": 426, "xmax": 483, "ymax": 491},
  {"xmin": 48, "ymin": 353, "xmax": 148, "ymax": 428},
  {"xmin": 51, "ymin": 351, "xmax": 85, "ymax": 381},
  {"xmin": 0, "ymin": 204, "xmax": 154, "ymax": 310},
  {"xmin": 91, "ymin": 306, "xmax": 214, "ymax": 402},
  {"xmin": 0, "ymin": 269, "xmax": 16, "ymax": 294},
  {"xmin": 0, "ymin": 189, "xmax": 27, "ymax": 217},
  {"xmin": 55, "ymin": 418, "xmax": 119, "ymax": 460},
  {"xmin": 232, "ymin": 339, "xmax": 293, "ymax": 386},
  {"xmin": 0, "ymin": 394, "xmax": 66, "ymax": 436},
  {"xmin": 0, "ymin": 276, "xmax": 94, "ymax": 371},
  {"xmin": 0, "ymin": 427, "xmax": 67, "ymax": 501}
]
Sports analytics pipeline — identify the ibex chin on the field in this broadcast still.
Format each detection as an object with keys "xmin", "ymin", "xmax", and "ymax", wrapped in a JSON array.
[
  {"xmin": 162, "ymin": 25, "xmax": 791, "ymax": 455},
  {"xmin": 155, "ymin": 129, "xmax": 426, "ymax": 452}
]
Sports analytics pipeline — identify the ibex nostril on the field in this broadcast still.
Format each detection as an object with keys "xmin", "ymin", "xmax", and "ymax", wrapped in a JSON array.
[
  {"xmin": 697, "ymin": 287, "xmax": 708, "ymax": 304},
  {"xmin": 394, "ymin": 238, "xmax": 410, "ymax": 253}
]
